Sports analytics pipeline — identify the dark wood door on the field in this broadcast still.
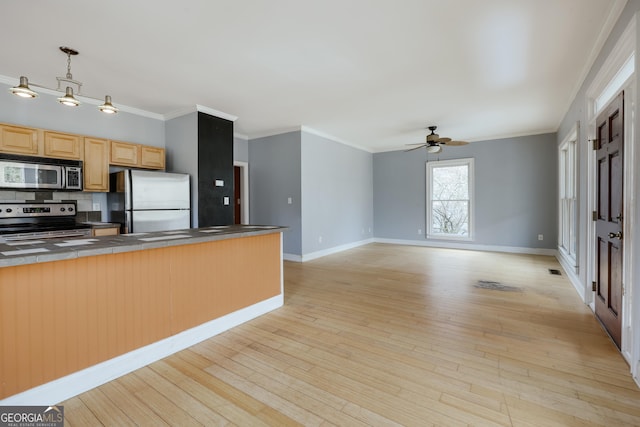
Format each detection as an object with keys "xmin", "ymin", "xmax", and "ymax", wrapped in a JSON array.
[
  {"xmin": 594, "ymin": 91, "xmax": 624, "ymax": 349},
  {"xmin": 234, "ymin": 166, "xmax": 241, "ymax": 224}
]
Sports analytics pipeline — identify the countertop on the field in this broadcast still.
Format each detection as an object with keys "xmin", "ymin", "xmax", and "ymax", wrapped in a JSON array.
[{"xmin": 0, "ymin": 225, "xmax": 286, "ymax": 268}]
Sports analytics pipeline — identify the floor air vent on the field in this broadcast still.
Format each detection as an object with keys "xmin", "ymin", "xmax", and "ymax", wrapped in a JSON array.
[
  {"xmin": 475, "ymin": 280, "xmax": 521, "ymax": 292},
  {"xmin": 549, "ymin": 269, "xmax": 561, "ymax": 275}
]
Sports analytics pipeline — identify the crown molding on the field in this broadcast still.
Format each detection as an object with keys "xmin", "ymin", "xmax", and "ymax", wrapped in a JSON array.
[
  {"xmin": 300, "ymin": 126, "xmax": 372, "ymax": 153},
  {"xmin": 163, "ymin": 104, "xmax": 238, "ymax": 122},
  {"xmin": 248, "ymin": 127, "xmax": 302, "ymax": 140}
]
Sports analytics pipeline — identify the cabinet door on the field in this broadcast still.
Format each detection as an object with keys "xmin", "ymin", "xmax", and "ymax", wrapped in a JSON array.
[
  {"xmin": 110, "ymin": 140, "xmax": 140, "ymax": 166},
  {"xmin": 0, "ymin": 124, "xmax": 40, "ymax": 155},
  {"xmin": 44, "ymin": 131, "xmax": 82, "ymax": 159},
  {"xmin": 92, "ymin": 227, "xmax": 119, "ymax": 236},
  {"xmin": 140, "ymin": 146, "xmax": 165, "ymax": 169},
  {"xmin": 84, "ymin": 138, "xmax": 110, "ymax": 192}
]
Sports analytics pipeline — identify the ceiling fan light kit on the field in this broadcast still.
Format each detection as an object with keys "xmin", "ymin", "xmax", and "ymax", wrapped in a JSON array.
[
  {"xmin": 9, "ymin": 46, "xmax": 118, "ymax": 114},
  {"xmin": 405, "ymin": 125, "xmax": 469, "ymax": 153}
]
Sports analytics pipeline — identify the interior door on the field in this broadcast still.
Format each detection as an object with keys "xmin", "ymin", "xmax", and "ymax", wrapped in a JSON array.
[{"xmin": 594, "ymin": 91, "xmax": 624, "ymax": 349}]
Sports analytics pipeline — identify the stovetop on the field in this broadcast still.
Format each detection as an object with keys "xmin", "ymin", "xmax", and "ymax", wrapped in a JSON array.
[{"xmin": 0, "ymin": 202, "xmax": 90, "ymax": 236}]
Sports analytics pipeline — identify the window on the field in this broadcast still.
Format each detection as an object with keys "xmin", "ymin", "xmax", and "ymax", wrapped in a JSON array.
[
  {"xmin": 426, "ymin": 158, "xmax": 474, "ymax": 240},
  {"xmin": 559, "ymin": 131, "xmax": 577, "ymax": 264}
]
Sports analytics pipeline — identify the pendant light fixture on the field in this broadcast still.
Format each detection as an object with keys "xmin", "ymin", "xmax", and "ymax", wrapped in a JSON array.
[
  {"xmin": 9, "ymin": 46, "xmax": 118, "ymax": 114},
  {"xmin": 99, "ymin": 95, "xmax": 118, "ymax": 114},
  {"xmin": 10, "ymin": 76, "xmax": 38, "ymax": 98},
  {"xmin": 57, "ymin": 87, "xmax": 80, "ymax": 107}
]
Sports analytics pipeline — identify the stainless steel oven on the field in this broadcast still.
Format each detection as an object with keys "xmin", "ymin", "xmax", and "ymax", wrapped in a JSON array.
[
  {"xmin": 0, "ymin": 154, "xmax": 83, "ymax": 190},
  {"xmin": 0, "ymin": 202, "xmax": 92, "ymax": 241}
]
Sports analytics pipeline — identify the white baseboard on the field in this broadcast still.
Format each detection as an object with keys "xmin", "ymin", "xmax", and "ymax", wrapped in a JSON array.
[
  {"xmin": 284, "ymin": 238, "xmax": 374, "ymax": 262},
  {"xmin": 556, "ymin": 251, "xmax": 585, "ymax": 302},
  {"xmin": 0, "ymin": 294, "xmax": 284, "ymax": 405},
  {"xmin": 373, "ymin": 237, "xmax": 558, "ymax": 256}
]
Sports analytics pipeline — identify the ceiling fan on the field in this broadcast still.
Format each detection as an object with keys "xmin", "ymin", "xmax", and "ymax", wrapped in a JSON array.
[{"xmin": 405, "ymin": 126, "xmax": 469, "ymax": 153}]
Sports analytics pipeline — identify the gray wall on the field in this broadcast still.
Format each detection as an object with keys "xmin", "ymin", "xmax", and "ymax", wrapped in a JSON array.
[
  {"xmin": 249, "ymin": 131, "xmax": 302, "ymax": 255},
  {"xmin": 165, "ymin": 112, "xmax": 199, "ymax": 226},
  {"xmin": 301, "ymin": 132, "xmax": 373, "ymax": 254},
  {"xmin": 557, "ymin": 0, "xmax": 640, "ymax": 287},
  {"xmin": 0, "ymin": 82, "xmax": 164, "ymax": 147},
  {"xmin": 374, "ymin": 133, "xmax": 558, "ymax": 249},
  {"xmin": 234, "ymin": 136, "xmax": 248, "ymax": 162}
]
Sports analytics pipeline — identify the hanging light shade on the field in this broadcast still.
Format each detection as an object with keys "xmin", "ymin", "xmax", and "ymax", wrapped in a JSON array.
[
  {"xmin": 98, "ymin": 95, "xmax": 118, "ymax": 114},
  {"xmin": 426, "ymin": 144, "xmax": 442, "ymax": 154},
  {"xmin": 57, "ymin": 87, "xmax": 80, "ymax": 107},
  {"xmin": 10, "ymin": 76, "xmax": 38, "ymax": 98}
]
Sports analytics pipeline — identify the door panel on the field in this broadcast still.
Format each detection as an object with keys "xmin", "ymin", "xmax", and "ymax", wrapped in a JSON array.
[
  {"xmin": 594, "ymin": 91, "xmax": 624, "ymax": 349},
  {"xmin": 131, "ymin": 210, "xmax": 191, "ymax": 233}
]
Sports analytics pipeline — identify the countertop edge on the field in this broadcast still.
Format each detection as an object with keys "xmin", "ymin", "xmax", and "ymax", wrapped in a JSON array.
[{"xmin": 0, "ymin": 226, "xmax": 287, "ymax": 268}]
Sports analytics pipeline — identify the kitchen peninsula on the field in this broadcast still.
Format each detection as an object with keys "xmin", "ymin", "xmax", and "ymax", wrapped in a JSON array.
[{"xmin": 0, "ymin": 225, "xmax": 286, "ymax": 403}]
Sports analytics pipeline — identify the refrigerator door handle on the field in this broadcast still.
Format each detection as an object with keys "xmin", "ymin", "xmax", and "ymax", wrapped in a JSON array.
[{"xmin": 125, "ymin": 211, "xmax": 132, "ymax": 234}]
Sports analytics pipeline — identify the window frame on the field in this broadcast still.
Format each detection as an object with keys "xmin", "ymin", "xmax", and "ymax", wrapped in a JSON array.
[
  {"xmin": 558, "ymin": 129, "xmax": 577, "ymax": 265},
  {"xmin": 426, "ymin": 157, "xmax": 475, "ymax": 241}
]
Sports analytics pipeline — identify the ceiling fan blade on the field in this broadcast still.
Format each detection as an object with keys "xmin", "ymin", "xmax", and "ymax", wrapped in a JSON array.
[
  {"xmin": 441, "ymin": 140, "xmax": 469, "ymax": 146},
  {"xmin": 404, "ymin": 144, "xmax": 426, "ymax": 152},
  {"xmin": 436, "ymin": 137, "xmax": 451, "ymax": 143},
  {"xmin": 406, "ymin": 142, "xmax": 427, "ymax": 146}
]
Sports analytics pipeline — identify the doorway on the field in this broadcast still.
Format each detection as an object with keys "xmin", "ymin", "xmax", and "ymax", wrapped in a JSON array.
[
  {"xmin": 233, "ymin": 161, "xmax": 249, "ymax": 224},
  {"xmin": 585, "ymin": 17, "xmax": 636, "ymax": 372}
]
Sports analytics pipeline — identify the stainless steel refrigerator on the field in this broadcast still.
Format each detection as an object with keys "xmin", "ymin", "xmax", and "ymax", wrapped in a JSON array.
[{"xmin": 107, "ymin": 170, "xmax": 191, "ymax": 233}]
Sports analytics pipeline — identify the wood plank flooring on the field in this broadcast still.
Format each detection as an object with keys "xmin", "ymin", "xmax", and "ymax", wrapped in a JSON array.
[{"xmin": 62, "ymin": 243, "xmax": 640, "ymax": 426}]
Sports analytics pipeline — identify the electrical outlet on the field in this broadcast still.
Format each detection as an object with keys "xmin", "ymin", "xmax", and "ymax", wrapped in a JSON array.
[
  {"xmin": 223, "ymin": 197, "xmax": 230, "ymax": 205},
  {"xmin": 418, "ymin": 229, "xmax": 422, "ymax": 235},
  {"xmin": 318, "ymin": 236, "xmax": 322, "ymax": 243},
  {"xmin": 92, "ymin": 203, "xmax": 100, "ymax": 211},
  {"xmin": 287, "ymin": 197, "xmax": 292, "ymax": 204},
  {"xmin": 538, "ymin": 234, "xmax": 544, "ymax": 241}
]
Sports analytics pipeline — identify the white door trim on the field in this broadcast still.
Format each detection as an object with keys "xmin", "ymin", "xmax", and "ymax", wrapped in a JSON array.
[
  {"xmin": 234, "ymin": 161, "xmax": 250, "ymax": 224},
  {"xmin": 585, "ymin": 13, "xmax": 637, "ymax": 376}
]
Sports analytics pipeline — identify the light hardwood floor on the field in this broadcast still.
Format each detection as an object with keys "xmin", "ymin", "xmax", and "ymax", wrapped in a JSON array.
[{"xmin": 62, "ymin": 244, "xmax": 640, "ymax": 426}]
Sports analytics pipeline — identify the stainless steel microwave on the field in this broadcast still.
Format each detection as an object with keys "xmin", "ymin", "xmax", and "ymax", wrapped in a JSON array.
[{"xmin": 0, "ymin": 155, "xmax": 83, "ymax": 190}]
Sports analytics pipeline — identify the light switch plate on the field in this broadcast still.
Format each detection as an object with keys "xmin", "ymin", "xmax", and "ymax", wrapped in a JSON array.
[{"xmin": 215, "ymin": 180, "xmax": 224, "ymax": 187}]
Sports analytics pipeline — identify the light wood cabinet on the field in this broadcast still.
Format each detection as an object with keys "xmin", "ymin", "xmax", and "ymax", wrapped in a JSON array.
[
  {"xmin": 44, "ymin": 131, "xmax": 82, "ymax": 159},
  {"xmin": 140, "ymin": 146, "xmax": 165, "ymax": 169},
  {"xmin": 110, "ymin": 140, "xmax": 140, "ymax": 166},
  {"xmin": 92, "ymin": 226, "xmax": 120, "ymax": 236},
  {"xmin": 0, "ymin": 123, "xmax": 167, "ymax": 186},
  {"xmin": 110, "ymin": 140, "xmax": 165, "ymax": 170},
  {"xmin": 84, "ymin": 138, "xmax": 110, "ymax": 192},
  {"xmin": 0, "ymin": 124, "xmax": 40, "ymax": 155}
]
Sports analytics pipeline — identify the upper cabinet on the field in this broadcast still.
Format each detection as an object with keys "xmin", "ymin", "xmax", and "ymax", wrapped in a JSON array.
[
  {"xmin": 110, "ymin": 140, "xmax": 165, "ymax": 170},
  {"xmin": 84, "ymin": 137, "xmax": 110, "ymax": 192},
  {"xmin": 44, "ymin": 131, "xmax": 83, "ymax": 160},
  {"xmin": 0, "ymin": 123, "xmax": 167, "ymax": 192},
  {"xmin": 141, "ymin": 146, "xmax": 165, "ymax": 169},
  {"xmin": 0, "ymin": 124, "xmax": 40, "ymax": 155},
  {"xmin": 110, "ymin": 140, "xmax": 140, "ymax": 166}
]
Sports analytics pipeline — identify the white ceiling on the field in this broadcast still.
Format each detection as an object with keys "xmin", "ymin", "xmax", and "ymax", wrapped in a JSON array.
[{"xmin": 0, "ymin": 0, "xmax": 627, "ymax": 152}]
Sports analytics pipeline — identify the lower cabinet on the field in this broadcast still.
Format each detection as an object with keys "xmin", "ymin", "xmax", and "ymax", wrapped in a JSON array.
[{"xmin": 92, "ymin": 226, "xmax": 120, "ymax": 236}]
